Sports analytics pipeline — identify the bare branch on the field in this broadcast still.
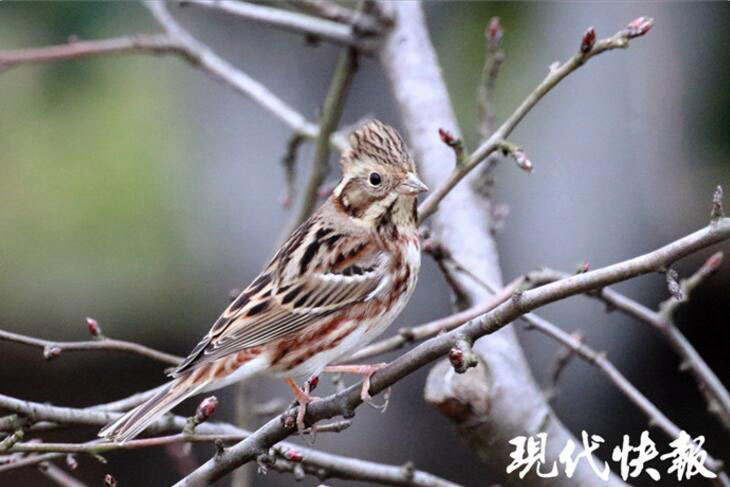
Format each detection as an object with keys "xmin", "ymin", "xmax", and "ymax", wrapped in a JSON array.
[
  {"xmin": 38, "ymin": 461, "xmax": 88, "ymax": 487},
  {"xmin": 284, "ymin": 45, "xmax": 359, "ymax": 235},
  {"xmin": 418, "ymin": 17, "xmax": 654, "ymax": 221},
  {"xmin": 531, "ymin": 253, "xmax": 730, "ymax": 430},
  {"xmin": 143, "ymin": 1, "xmax": 329, "ymax": 142},
  {"xmin": 478, "ymin": 16, "xmax": 505, "ymax": 140},
  {"xmin": 520, "ymin": 312, "xmax": 725, "ymax": 473},
  {"xmin": 287, "ymin": 0, "xmax": 384, "ymax": 34},
  {"xmin": 0, "ymin": 329, "xmax": 182, "ymax": 366},
  {"xmin": 0, "ymin": 34, "xmax": 184, "ymax": 72},
  {"xmin": 181, "ymin": 0, "xmax": 374, "ymax": 51},
  {"xmin": 174, "ymin": 217, "xmax": 730, "ymax": 485}
]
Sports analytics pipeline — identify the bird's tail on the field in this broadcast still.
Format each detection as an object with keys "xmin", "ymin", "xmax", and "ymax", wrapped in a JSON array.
[{"xmin": 99, "ymin": 372, "xmax": 210, "ymax": 443}]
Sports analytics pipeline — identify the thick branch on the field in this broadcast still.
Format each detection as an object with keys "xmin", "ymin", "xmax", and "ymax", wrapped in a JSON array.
[{"xmin": 418, "ymin": 17, "xmax": 654, "ymax": 221}]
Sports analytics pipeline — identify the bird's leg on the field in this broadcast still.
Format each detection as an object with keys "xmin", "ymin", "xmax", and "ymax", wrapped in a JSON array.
[
  {"xmin": 323, "ymin": 363, "xmax": 390, "ymax": 410},
  {"xmin": 285, "ymin": 378, "xmax": 320, "ymax": 433}
]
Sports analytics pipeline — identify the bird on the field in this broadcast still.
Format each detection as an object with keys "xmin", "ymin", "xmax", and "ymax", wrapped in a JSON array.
[{"xmin": 99, "ymin": 120, "xmax": 428, "ymax": 442}]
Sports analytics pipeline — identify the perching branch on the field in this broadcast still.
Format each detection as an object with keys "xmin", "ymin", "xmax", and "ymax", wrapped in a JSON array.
[
  {"xmin": 418, "ymin": 16, "xmax": 654, "ymax": 221},
  {"xmin": 181, "ymin": 0, "xmax": 376, "ymax": 51},
  {"xmin": 0, "ymin": 395, "xmax": 458, "ymax": 487},
  {"xmin": 173, "ymin": 214, "xmax": 730, "ymax": 484}
]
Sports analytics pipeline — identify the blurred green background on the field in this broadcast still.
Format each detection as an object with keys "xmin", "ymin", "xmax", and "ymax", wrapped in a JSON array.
[{"xmin": 1, "ymin": 2, "xmax": 728, "ymax": 486}]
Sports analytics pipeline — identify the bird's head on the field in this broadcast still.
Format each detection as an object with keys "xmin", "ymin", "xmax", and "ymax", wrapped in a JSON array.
[{"xmin": 333, "ymin": 120, "xmax": 428, "ymax": 223}]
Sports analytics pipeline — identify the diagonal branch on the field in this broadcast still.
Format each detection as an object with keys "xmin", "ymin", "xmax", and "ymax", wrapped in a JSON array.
[
  {"xmin": 529, "ymin": 254, "xmax": 730, "ymax": 430},
  {"xmin": 173, "ymin": 217, "xmax": 730, "ymax": 485},
  {"xmin": 418, "ymin": 17, "xmax": 654, "ymax": 221}
]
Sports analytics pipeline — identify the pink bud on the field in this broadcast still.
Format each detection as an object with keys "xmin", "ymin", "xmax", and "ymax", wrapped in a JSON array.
[
  {"xmin": 578, "ymin": 262, "xmax": 590, "ymax": 273},
  {"xmin": 625, "ymin": 17, "xmax": 654, "ymax": 38},
  {"xmin": 66, "ymin": 454, "xmax": 78, "ymax": 470},
  {"xmin": 285, "ymin": 449, "xmax": 304, "ymax": 462},
  {"xmin": 700, "ymin": 251, "xmax": 724, "ymax": 276},
  {"xmin": 513, "ymin": 149, "xmax": 533, "ymax": 173},
  {"xmin": 104, "ymin": 474, "xmax": 117, "ymax": 487},
  {"xmin": 486, "ymin": 17, "xmax": 503, "ymax": 46},
  {"xmin": 195, "ymin": 396, "xmax": 218, "ymax": 423},
  {"xmin": 581, "ymin": 27, "xmax": 596, "ymax": 53},
  {"xmin": 86, "ymin": 317, "xmax": 101, "ymax": 337}
]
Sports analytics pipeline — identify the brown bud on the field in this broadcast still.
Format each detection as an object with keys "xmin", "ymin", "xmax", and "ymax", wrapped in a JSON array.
[
  {"xmin": 86, "ymin": 317, "xmax": 101, "ymax": 337},
  {"xmin": 448, "ymin": 347, "xmax": 464, "ymax": 370},
  {"xmin": 581, "ymin": 27, "xmax": 596, "ymax": 53},
  {"xmin": 194, "ymin": 396, "xmax": 218, "ymax": 423},
  {"xmin": 438, "ymin": 128, "xmax": 457, "ymax": 146},
  {"xmin": 625, "ymin": 17, "xmax": 654, "ymax": 38}
]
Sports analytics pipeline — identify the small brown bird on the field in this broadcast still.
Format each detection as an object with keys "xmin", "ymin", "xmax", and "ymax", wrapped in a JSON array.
[{"xmin": 100, "ymin": 120, "xmax": 428, "ymax": 442}]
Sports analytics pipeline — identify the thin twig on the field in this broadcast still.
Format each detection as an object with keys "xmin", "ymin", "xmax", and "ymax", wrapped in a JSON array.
[
  {"xmin": 530, "ymin": 253, "xmax": 730, "ymax": 430},
  {"xmin": 174, "ymin": 217, "xmax": 730, "ymax": 485},
  {"xmin": 284, "ymin": 45, "xmax": 359, "ymax": 236},
  {"xmin": 478, "ymin": 17, "xmax": 505, "ymax": 140},
  {"xmin": 38, "ymin": 461, "xmax": 88, "ymax": 487},
  {"xmin": 0, "ymin": 34, "xmax": 184, "ymax": 72},
  {"xmin": 418, "ymin": 17, "xmax": 654, "ymax": 221},
  {"xmin": 520, "ymin": 312, "xmax": 725, "ymax": 473},
  {"xmin": 181, "ymin": 0, "xmax": 374, "ymax": 51},
  {"xmin": 286, "ymin": 0, "xmax": 383, "ymax": 34},
  {"xmin": 0, "ymin": 329, "xmax": 182, "ymax": 366}
]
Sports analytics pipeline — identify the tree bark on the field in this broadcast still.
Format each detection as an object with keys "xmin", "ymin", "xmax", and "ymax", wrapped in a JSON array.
[{"xmin": 378, "ymin": 2, "xmax": 628, "ymax": 485}]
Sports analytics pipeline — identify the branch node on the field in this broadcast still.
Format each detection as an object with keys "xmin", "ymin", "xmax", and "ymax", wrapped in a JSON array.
[
  {"xmin": 496, "ymin": 140, "xmax": 533, "ymax": 173},
  {"xmin": 214, "ymin": 438, "xmax": 226, "ymax": 459},
  {"xmin": 448, "ymin": 336, "xmax": 478, "ymax": 374},
  {"xmin": 711, "ymin": 185, "xmax": 725, "ymax": 221},
  {"xmin": 43, "ymin": 345, "xmax": 62, "ymax": 361},
  {"xmin": 665, "ymin": 268, "xmax": 684, "ymax": 302}
]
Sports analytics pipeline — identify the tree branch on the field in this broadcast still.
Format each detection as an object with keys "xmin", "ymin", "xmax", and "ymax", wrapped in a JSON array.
[
  {"xmin": 173, "ymin": 210, "xmax": 730, "ymax": 484},
  {"xmin": 520, "ymin": 312, "xmax": 726, "ymax": 475},
  {"xmin": 0, "ymin": 329, "xmax": 182, "ymax": 366},
  {"xmin": 0, "ymin": 34, "xmax": 185, "ymax": 72},
  {"xmin": 529, "ymin": 254, "xmax": 730, "ymax": 430},
  {"xmin": 418, "ymin": 16, "xmax": 654, "ymax": 221},
  {"xmin": 181, "ymin": 0, "xmax": 375, "ymax": 51},
  {"xmin": 284, "ymin": 44, "xmax": 359, "ymax": 236}
]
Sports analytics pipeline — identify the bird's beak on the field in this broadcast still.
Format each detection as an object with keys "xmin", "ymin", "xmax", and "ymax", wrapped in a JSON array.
[{"xmin": 397, "ymin": 172, "xmax": 429, "ymax": 195}]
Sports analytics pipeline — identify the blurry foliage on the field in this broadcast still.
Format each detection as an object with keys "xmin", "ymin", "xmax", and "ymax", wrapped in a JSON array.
[{"xmin": 0, "ymin": 4, "xmax": 190, "ymax": 326}]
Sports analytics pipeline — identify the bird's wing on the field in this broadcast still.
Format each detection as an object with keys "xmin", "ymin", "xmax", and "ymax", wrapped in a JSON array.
[{"xmin": 170, "ymin": 222, "xmax": 387, "ymax": 377}]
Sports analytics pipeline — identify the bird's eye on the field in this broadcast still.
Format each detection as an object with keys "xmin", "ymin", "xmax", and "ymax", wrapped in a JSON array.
[{"xmin": 369, "ymin": 172, "xmax": 382, "ymax": 186}]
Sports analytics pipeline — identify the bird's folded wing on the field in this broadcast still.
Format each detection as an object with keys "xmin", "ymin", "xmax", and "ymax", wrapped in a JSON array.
[{"xmin": 169, "ymin": 249, "xmax": 387, "ymax": 377}]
